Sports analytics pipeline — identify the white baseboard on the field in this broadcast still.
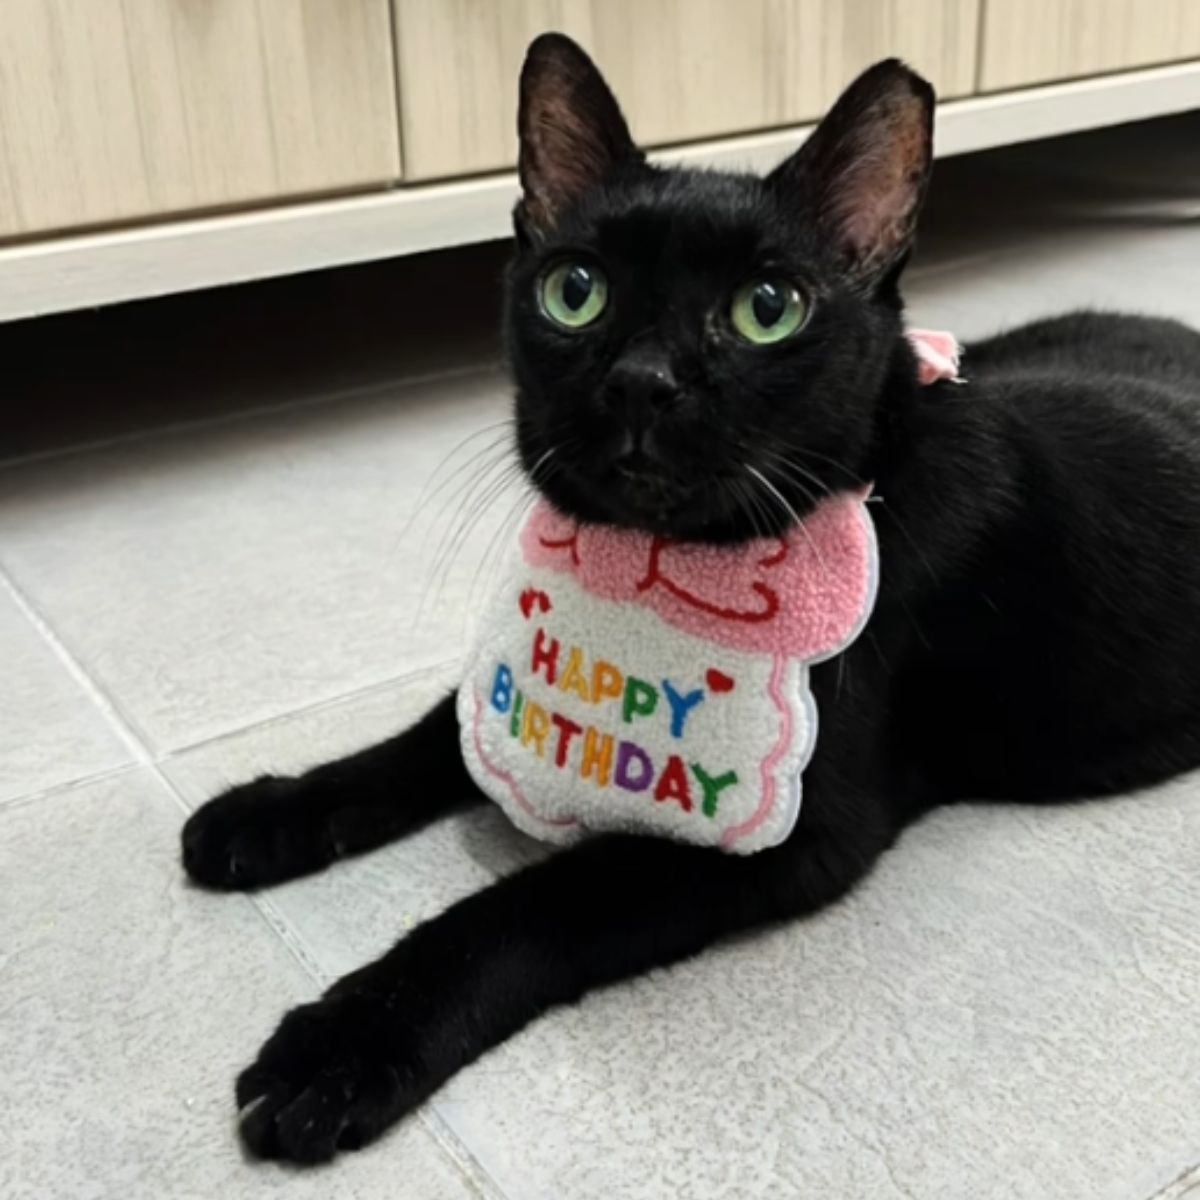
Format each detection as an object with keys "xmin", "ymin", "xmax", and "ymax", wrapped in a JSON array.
[{"xmin": 2, "ymin": 60, "xmax": 1198, "ymax": 323}]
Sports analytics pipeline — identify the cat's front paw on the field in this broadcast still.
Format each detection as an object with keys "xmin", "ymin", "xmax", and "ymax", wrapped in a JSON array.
[
  {"xmin": 236, "ymin": 991, "xmax": 423, "ymax": 1163},
  {"xmin": 181, "ymin": 775, "xmax": 334, "ymax": 890}
]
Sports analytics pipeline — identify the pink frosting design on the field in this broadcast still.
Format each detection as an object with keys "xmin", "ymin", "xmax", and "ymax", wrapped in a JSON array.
[{"xmin": 521, "ymin": 489, "xmax": 876, "ymax": 659}]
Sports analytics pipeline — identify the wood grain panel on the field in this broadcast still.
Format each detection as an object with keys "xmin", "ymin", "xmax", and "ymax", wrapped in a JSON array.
[
  {"xmin": 981, "ymin": 0, "xmax": 1200, "ymax": 91},
  {"xmin": 6, "ymin": 59, "xmax": 1200, "ymax": 321},
  {"xmin": 393, "ymin": 0, "xmax": 981, "ymax": 180},
  {"xmin": 0, "ymin": 1, "xmax": 401, "ymax": 239}
]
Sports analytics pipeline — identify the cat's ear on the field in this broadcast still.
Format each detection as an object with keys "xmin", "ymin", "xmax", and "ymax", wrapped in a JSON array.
[
  {"xmin": 516, "ymin": 33, "xmax": 641, "ymax": 240},
  {"xmin": 768, "ymin": 59, "xmax": 935, "ymax": 286}
]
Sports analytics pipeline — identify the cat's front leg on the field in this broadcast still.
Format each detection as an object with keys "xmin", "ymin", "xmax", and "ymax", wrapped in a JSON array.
[
  {"xmin": 235, "ymin": 816, "xmax": 891, "ymax": 1163},
  {"xmin": 181, "ymin": 693, "xmax": 482, "ymax": 889}
]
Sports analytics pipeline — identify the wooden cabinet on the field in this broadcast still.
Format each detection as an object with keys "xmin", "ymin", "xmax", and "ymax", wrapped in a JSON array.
[
  {"xmin": 0, "ymin": 0, "xmax": 401, "ymax": 239},
  {"xmin": 2, "ymin": 0, "xmax": 1199, "ymax": 319},
  {"xmin": 980, "ymin": 0, "xmax": 1200, "ymax": 91},
  {"xmin": 393, "ymin": 0, "xmax": 981, "ymax": 181}
]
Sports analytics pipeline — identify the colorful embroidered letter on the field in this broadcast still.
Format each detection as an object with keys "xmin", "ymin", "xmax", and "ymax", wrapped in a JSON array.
[
  {"xmin": 550, "ymin": 712, "xmax": 583, "ymax": 768},
  {"xmin": 654, "ymin": 755, "xmax": 694, "ymax": 811},
  {"xmin": 531, "ymin": 628, "xmax": 559, "ymax": 685},
  {"xmin": 521, "ymin": 701, "xmax": 550, "ymax": 757},
  {"xmin": 591, "ymin": 660, "xmax": 624, "ymax": 706},
  {"xmin": 490, "ymin": 663, "xmax": 513, "ymax": 714},
  {"xmin": 622, "ymin": 677, "xmax": 658, "ymax": 724},
  {"xmin": 580, "ymin": 728, "xmax": 614, "ymax": 787},
  {"xmin": 661, "ymin": 679, "xmax": 703, "ymax": 738},
  {"xmin": 558, "ymin": 647, "xmax": 591, "ymax": 702},
  {"xmin": 690, "ymin": 763, "xmax": 738, "ymax": 818},
  {"xmin": 509, "ymin": 690, "xmax": 524, "ymax": 738},
  {"xmin": 614, "ymin": 741, "xmax": 653, "ymax": 792}
]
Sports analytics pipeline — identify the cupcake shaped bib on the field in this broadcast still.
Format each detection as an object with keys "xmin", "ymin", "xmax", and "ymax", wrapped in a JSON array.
[{"xmin": 457, "ymin": 491, "xmax": 878, "ymax": 854}]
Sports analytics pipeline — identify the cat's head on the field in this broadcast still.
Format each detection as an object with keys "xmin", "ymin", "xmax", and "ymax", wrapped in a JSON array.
[{"xmin": 505, "ymin": 34, "xmax": 934, "ymax": 541}]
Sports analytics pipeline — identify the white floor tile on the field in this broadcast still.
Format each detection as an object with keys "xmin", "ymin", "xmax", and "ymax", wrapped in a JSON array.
[
  {"xmin": 160, "ymin": 668, "xmax": 531, "ymax": 984},
  {"xmin": 0, "ymin": 370, "xmax": 516, "ymax": 753},
  {"xmin": 0, "ymin": 582, "xmax": 131, "ymax": 804},
  {"xmin": 430, "ymin": 783, "xmax": 1200, "ymax": 1200},
  {"xmin": 909, "ymin": 222, "xmax": 1200, "ymax": 341},
  {"xmin": 0, "ymin": 769, "xmax": 483, "ymax": 1199}
]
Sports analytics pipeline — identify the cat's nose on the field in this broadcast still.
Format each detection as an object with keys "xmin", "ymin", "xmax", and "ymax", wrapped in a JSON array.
[{"xmin": 604, "ymin": 342, "xmax": 680, "ymax": 416}]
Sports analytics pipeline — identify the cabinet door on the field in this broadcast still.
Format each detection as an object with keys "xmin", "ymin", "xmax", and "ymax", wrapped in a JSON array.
[
  {"xmin": 0, "ymin": 1, "xmax": 401, "ymax": 239},
  {"xmin": 981, "ymin": 0, "xmax": 1200, "ymax": 91},
  {"xmin": 393, "ymin": 0, "xmax": 980, "ymax": 181}
]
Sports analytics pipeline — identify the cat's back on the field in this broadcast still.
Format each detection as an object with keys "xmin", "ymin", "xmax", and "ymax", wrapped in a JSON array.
[
  {"xmin": 965, "ymin": 310, "xmax": 1200, "ymax": 427},
  {"xmin": 898, "ymin": 311, "xmax": 1200, "ymax": 800},
  {"xmin": 968, "ymin": 310, "xmax": 1200, "ymax": 375}
]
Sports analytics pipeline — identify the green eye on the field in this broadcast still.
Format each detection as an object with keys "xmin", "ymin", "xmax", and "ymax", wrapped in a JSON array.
[
  {"xmin": 730, "ymin": 279, "xmax": 808, "ymax": 344},
  {"xmin": 540, "ymin": 262, "xmax": 609, "ymax": 329}
]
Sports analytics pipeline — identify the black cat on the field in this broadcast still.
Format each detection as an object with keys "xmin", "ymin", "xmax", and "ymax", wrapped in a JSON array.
[{"xmin": 182, "ymin": 34, "xmax": 1200, "ymax": 1164}]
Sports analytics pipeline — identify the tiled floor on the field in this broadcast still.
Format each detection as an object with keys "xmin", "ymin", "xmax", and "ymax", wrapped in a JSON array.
[{"xmin": 3, "ymin": 114, "xmax": 1200, "ymax": 1200}]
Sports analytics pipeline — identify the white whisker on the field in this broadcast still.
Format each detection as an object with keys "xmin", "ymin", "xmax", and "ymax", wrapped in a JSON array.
[
  {"xmin": 743, "ymin": 463, "xmax": 831, "ymax": 580},
  {"xmin": 395, "ymin": 421, "xmax": 515, "ymax": 546}
]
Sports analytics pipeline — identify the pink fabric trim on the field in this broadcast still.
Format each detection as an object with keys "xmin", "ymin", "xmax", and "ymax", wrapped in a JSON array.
[
  {"xmin": 522, "ymin": 491, "xmax": 875, "ymax": 659},
  {"xmin": 720, "ymin": 652, "xmax": 792, "ymax": 850},
  {"xmin": 471, "ymin": 689, "xmax": 579, "ymax": 830}
]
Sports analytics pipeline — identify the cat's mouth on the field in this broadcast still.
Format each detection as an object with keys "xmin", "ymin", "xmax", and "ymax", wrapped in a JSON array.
[
  {"xmin": 603, "ymin": 462, "xmax": 698, "ymax": 528},
  {"xmin": 523, "ymin": 428, "xmax": 812, "ymax": 542},
  {"xmin": 612, "ymin": 453, "xmax": 680, "ymax": 500}
]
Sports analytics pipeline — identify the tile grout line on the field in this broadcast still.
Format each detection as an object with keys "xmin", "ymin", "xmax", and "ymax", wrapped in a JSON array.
[
  {"xmin": 0, "ymin": 564, "xmax": 156, "ymax": 765},
  {"xmin": 0, "ymin": 761, "xmax": 144, "ymax": 815},
  {"xmin": 0, "ymin": 617, "xmax": 459, "ymax": 808},
  {"xmin": 1144, "ymin": 1162, "xmax": 1200, "ymax": 1200},
  {"xmin": 0, "ymin": 561, "xmax": 334, "ymax": 977},
  {"xmin": 2, "ymin": 562, "xmax": 507, "ymax": 1197},
  {"xmin": 418, "ymin": 1105, "xmax": 511, "ymax": 1200},
  {"xmin": 156, "ymin": 655, "xmax": 464, "ymax": 761},
  {"xmin": 0, "ymin": 559, "xmax": 345, "ymax": 1016}
]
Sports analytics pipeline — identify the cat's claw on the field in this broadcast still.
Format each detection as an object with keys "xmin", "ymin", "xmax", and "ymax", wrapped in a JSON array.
[{"xmin": 236, "ymin": 992, "xmax": 419, "ymax": 1163}]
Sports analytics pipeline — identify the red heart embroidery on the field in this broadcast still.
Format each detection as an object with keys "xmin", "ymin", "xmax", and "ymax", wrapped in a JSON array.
[
  {"xmin": 706, "ymin": 668, "xmax": 735, "ymax": 693},
  {"xmin": 519, "ymin": 588, "xmax": 552, "ymax": 619}
]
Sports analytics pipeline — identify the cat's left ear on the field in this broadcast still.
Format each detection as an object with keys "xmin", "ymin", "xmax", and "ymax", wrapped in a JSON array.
[
  {"xmin": 768, "ymin": 59, "xmax": 935, "ymax": 287},
  {"xmin": 516, "ymin": 33, "xmax": 641, "ymax": 242}
]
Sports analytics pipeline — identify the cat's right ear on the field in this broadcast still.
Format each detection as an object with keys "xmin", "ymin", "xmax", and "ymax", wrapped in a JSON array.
[
  {"xmin": 768, "ymin": 59, "xmax": 935, "ymax": 288},
  {"xmin": 515, "ymin": 33, "xmax": 641, "ymax": 244}
]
